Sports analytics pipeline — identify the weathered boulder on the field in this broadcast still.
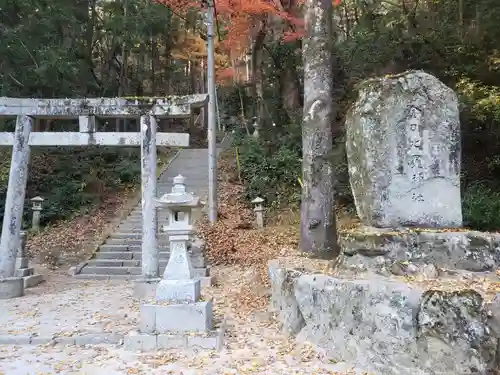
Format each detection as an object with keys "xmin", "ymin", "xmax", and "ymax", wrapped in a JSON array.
[
  {"xmin": 295, "ymin": 274, "xmax": 422, "ymax": 374},
  {"xmin": 268, "ymin": 258, "xmax": 500, "ymax": 374},
  {"xmin": 340, "ymin": 226, "xmax": 500, "ymax": 273},
  {"xmin": 345, "ymin": 70, "xmax": 462, "ymax": 228},
  {"xmin": 417, "ymin": 290, "xmax": 497, "ymax": 374},
  {"xmin": 268, "ymin": 259, "xmax": 305, "ymax": 336},
  {"xmin": 487, "ymin": 293, "xmax": 500, "ymax": 338}
]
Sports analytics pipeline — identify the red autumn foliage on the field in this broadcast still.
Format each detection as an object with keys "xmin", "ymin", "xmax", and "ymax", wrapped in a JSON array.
[{"xmin": 155, "ymin": 0, "xmax": 341, "ymax": 56}]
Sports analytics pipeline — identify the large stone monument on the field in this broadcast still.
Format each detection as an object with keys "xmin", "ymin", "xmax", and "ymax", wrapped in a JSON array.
[
  {"xmin": 345, "ymin": 70, "xmax": 462, "ymax": 228},
  {"xmin": 340, "ymin": 71, "xmax": 500, "ymax": 275},
  {"xmin": 125, "ymin": 175, "xmax": 224, "ymax": 351}
]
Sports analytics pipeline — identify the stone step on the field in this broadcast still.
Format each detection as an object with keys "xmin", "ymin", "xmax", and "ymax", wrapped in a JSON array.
[
  {"xmin": 120, "ymin": 222, "xmax": 169, "ymax": 227},
  {"xmin": 96, "ymin": 252, "xmax": 204, "ymax": 264},
  {"xmin": 108, "ymin": 233, "xmax": 170, "ymax": 239},
  {"xmin": 115, "ymin": 228, "xmax": 142, "ymax": 232},
  {"xmin": 95, "ymin": 250, "xmax": 171, "ymax": 259},
  {"xmin": 94, "ymin": 251, "xmax": 133, "ymax": 259},
  {"xmin": 99, "ymin": 244, "xmax": 168, "ymax": 252},
  {"xmin": 105, "ymin": 239, "xmax": 170, "ymax": 246},
  {"xmin": 124, "ymin": 217, "xmax": 170, "ymax": 221},
  {"xmin": 122, "ymin": 220, "xmax": 168, "ymax": 225},
  {"xmin": 87, "ymin": 259, "xmax": 141, "ymax": 267},
  {"xmin": 116, "ymin": 228, "xmax": 172, "ymax": 234},
  {"xmin": 121, "ymin": 218, "xmax": 169, "ymax": 223},
  {"xmin": 96, "ymin": 244, "xmax": 202, "ymax": 255},
  {"xmin": 73, "ymin": 273, "xmax": 212, "ymax": 286},
  {"xmin": 87, "ymin": 256, "xmax": 205, "ymax": 268},
  {"xmin": 79, "ymin": 266, "xmax": 209, "ymax": 277},
  {"xmin": 124, "ymin": 214, "xmax": 169, "ymax": 218}
]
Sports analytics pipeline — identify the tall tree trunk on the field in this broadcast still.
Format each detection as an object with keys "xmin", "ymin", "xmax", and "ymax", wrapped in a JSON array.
[
  {"xmin": 280, "ymin": 65, "xmax": 302, "ymax": 119},
  {"xmin": 300, "ymin": 0, "xmax": 339, "ymax": 258},
  {"xmin": 116, "ymin": 0, "xmax": 128, "ymax": 132},
  {"xmin": 250, "ymin": 22, "xmax": 267, "ymax": 127},
  {"xmin": 151, "ymin": 33, "xmax": 157, "ymax": 95},
  {"xmin": 163, "ymin": 9, "xmax": 173, "ymax": 95}
]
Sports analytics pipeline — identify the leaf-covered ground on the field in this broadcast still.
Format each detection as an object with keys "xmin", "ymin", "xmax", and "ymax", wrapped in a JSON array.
[
  {"xmin": 26, "ymin": 186, "xmax": 140, "ymax": 270},
  {"xmin": 4, "ymin": 148, "xmax": 500, "ymax": 374},
  {"xmin": 197, "ymin": 150, "xmax": 300, "ymax": 311},
  {"xmin": 0, "ymin": 149, "xmax": 370, "ymax": 374}
]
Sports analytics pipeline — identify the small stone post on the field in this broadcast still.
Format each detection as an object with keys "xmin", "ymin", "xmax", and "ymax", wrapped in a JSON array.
[
  {"xmin": 252, "ymin": 197, "xmax": 265, "ymax": 229},
  {"xmin": 0, "ymin": 115, "xmax": 32, "ymax": 281},
  {"xmin": 14, "ymin": 231, "xmax": 43, "ymax": 288},
  {"xmin": 15, "ymin": 231, "xmax": 28, "ymax": 270},
  {"xmin": 125, "ymin": 175, "xmax": 224, "ymax": 351},
  {"xmin": 140, "ymin": 114, "xmax": 159, "ymax": 279},
  {"xmin": 252, "ymin": 117, "xmax": 260, "ymax": 139},
  {"xmin": 30, "ymin": 196, "xmax": 44, "ymax": 231}
]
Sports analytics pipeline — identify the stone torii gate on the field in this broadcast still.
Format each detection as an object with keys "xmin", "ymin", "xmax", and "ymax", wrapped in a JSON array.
[{"xmin": 0, "ymin": 95, "xmax": 207, "ymax": 298}]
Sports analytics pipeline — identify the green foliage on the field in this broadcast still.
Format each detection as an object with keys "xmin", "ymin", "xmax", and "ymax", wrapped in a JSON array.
[
  {"xmin": 0, "ymin": 147, "xmax": 141, "ymax": 228},
  {"xmin": 456, "ymin": 79, "xmax": 500, "ymax": 123},
  {"xmin": 329, "ymin": 136, "xmax": 353, "ymax": 206},
  {"xmin": 235, "ymin": 121, "xmax": 302, "ymax": 209},
  {"xmin": 0, "ymin": 0, "xmax": 192, "ymax": 230},
  {"xmin": 244, "ymin": 0, "xmax": 500, "ymax": 231},
  {"xmin": 462, "ymin": 183, "xmax": 500, "ymax": 230},
  {"xmin": 219, "ymin": 85, "xmax": 252, "ymax": 120}
]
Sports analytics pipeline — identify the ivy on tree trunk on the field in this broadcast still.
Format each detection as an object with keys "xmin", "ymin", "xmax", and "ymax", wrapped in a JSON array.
[{"xmin": 300, "ymin": 0, "xmax": 339, "ymax": 259}]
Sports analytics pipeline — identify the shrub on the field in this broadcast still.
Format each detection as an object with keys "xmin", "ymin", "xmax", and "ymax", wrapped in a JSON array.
[
  {"xmin": 236, "ymin": 125, "xmax": 302, "ymax": 209},
  {"xmin": 462, "ymin": 182, "xmax": 500, "ymax": 231},
  {"xmin": 0, "ymin": 146, "xmax": 142, "ymax": 228}
]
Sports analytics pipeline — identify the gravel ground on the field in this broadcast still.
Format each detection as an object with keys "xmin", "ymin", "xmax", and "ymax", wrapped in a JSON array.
[{"xmin": 0, "ymin": 268, "xmax": 369, "ymax": 375}]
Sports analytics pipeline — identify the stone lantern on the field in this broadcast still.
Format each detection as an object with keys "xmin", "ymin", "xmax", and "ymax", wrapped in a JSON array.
[
  {"xmin": 251, "ymin": 196, "xmax": 265, "ymax": 229},
  {"xmin": 156, "ymin": 175, "xmax": 200, "ymax": 236},
  {"xmin": 154, "ymin": 174, "xmax": 201, "ymax": 285},
  {"xmin": 125, "ymin": 174, "xmax": 222, "ymax": 351},
  {"xmin": 30, "ymin": 196, "xmax": 44, "ymax": 231}
]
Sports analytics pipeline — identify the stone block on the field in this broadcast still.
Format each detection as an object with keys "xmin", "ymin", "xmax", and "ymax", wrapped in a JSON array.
[
  {"xmin": 187, "ymin": 321, "xmax": 225, "ymax": 352},
  {"xmin": 157, "ymin": 334, "xmax": 188, "ymax": 349},
  {"xmin": 74, "ymin": 333, "xmax": 123, "ymax": 345},
  {"xmin": 155, "ymin": 278, "xmax": 200, "ymax": 303},
  {"xmin": 24, "ymin": 274, "xmax": 43, "ymax": 288},
  {"xmin": 345, "ymin": 71, "xmax": 462, "ymax": 228},
  {"xmin": 0, "ymin": 334, "xmax": 32, "ymax": 345},
  {"xmin": 187, "ymin": 333, "xmax": 222, "ymax": 352},
  {"xmin": 0, "ymin": 277, "xmax": 24, "ymax": 299},
  {"xmin": 199, "ymin": 276, "xmax": 213, "ymax": 287},
  {"xmin": 292, "ymin": 272, "xmax": 422, "ymax": 373},
  {"xmin": 155, "ymin": 301, "xmax": 213, "ymax": 333},
  {"xmin": 53, "ymin": 336, "xmax": 76, "ymax": 345},
  {"xmin": 162, "ymin": 237, "xmax": 194, "ymax": 280},
  {"xmin": 339, "ymin": 227, "xmax": 500, "ymax": 273},
  {"xmin": 269, "ymin": 259, "xmax": 500, "ymax": 375},
  {"xmin": 194, "ymin": 266, "xmax": 209, "ymax": 278},
  {"xmin": 140, "ymin": 303, "xmax": 156, "ymax": 333},
  {"xmin": 15, "ymin": 267, "xmax": 34, "ymax": 277},
  {"xmin": 124, "ymin": 330, "xmax": 157, "ymax": 351},
  {"xmin": 268, "ymin": 260, "xmax": 306, "ymax": 336},
  {"xmin": 15, "ymin": 257, "xmax": 28, "ymax": 269},
  {"xmin": 417, "ymin": 289, "xmax": 497, "ymax": 374},
  {"xmin": 30, "ymin": 335, "xmax": 54, "ymax": 345},
  {"xmin": 133, "ymin": 278, "xmax": 160, "ymax": 299}
]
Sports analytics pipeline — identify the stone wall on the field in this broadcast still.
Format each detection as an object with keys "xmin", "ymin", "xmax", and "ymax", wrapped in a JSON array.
[
  {"xmin": 340, "ymin": 227, "xmax": 500, "ymax": 273},
  {"xmin": 269, "ymin": 258, "xmax": 500, "ymax": 375}
]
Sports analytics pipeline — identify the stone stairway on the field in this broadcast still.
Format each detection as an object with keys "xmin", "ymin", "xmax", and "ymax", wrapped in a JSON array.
[{"xmin": 75, "ymin": 148, "xmax": 215, "ymax": 282}]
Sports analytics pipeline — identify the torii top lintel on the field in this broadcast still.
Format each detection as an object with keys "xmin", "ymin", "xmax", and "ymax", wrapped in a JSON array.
[{"xmin": 0, "ymin": 94, "xmax": 209, "ymax": 118}]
